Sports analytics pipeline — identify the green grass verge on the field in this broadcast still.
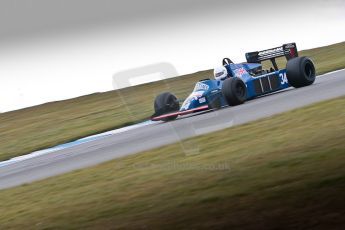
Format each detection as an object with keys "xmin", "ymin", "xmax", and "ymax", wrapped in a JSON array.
[
  {"xmin": 0, "ymin": 42, "xmax": 344, "ymax": 161},
  {"xmin": 1, "ymin": 96, "xmax": 345, "ymax": 229}
]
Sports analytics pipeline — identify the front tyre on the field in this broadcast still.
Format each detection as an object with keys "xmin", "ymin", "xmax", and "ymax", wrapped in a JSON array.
[
  {"xmin": 286, "ymin": 57, "xmax": 316, "ymax": 88},
  {"xmin": 221, "ymin": 77, "xmax": 247, "ymax": 106},
  {"xmin": 153, "ymin": 92, "xmax": 180, "ymax": 121}
]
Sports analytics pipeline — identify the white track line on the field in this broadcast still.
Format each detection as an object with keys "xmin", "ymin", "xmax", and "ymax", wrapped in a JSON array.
[{"xmin": 0, "ymin": 120, "xmax": 156, "ymax": 168}]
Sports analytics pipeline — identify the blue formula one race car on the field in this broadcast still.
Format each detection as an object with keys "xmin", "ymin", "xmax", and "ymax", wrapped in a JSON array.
[{"xmin": 151, "ymin": 43, "xmax": 316, "ymax": 121}]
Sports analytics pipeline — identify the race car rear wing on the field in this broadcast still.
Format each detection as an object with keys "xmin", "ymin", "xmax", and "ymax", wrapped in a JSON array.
[{"xmin": 245, "ymin": 43, "xmax": 298, "ymax": 70}]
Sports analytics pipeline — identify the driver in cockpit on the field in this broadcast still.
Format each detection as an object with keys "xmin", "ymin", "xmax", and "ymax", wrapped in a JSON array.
[
  {"xmin": 213, "ymin": 58, "xmax": 234, "ymax": 80},
  {"xmin": 214, "ymin": 66, "xmax": 229, "ymax": 81}
]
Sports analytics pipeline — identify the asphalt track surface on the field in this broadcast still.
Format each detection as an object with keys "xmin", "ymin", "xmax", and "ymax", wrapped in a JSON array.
[{"xmin": 0, "ymin": 70, "xmax": 344, "ymax": 190}]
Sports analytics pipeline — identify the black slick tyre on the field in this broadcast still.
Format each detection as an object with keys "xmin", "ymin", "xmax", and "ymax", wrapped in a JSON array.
[
  {"xmin": 221, "ymin": 77, "xmax": 247, "ymax": 106},
  {"xmin": 153, "ymin": 92, "xmax": 180, "ymax": 121},
  {"xmin": 286, "ymin": 57, "xmax": 316, "ymax": 88}
]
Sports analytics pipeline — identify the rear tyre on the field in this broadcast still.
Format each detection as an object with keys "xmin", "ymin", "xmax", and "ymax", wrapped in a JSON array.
[
  {"xmin": 221, "ymin": 77, "xmax": 247, "ymax": 106},
  {"xmin": 154, "ymin": 92, "xmax": 180, "ymax": 121},
  {"xmin": 286, "ymin": 57, "xmax": 316, "ymax": 88}
]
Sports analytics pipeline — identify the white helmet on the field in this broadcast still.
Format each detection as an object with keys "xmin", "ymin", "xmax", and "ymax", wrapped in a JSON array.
[{"xmin": 214, "ymin": 66, "xmax": 228, "ymax": 81}]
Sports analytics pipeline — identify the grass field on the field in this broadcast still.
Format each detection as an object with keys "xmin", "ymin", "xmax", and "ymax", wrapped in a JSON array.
[
  {"xmin": 0, "ymin": 42, "xmax": 344, "ymax": 161},
  {"xmin": 0, "ymin": 96, "xmax": 344, "ymax": 229}
]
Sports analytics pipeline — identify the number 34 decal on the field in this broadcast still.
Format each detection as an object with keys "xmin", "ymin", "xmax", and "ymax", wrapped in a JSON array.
[{"xmin": 279, "ymin": 73, "xmax": 289, "ymax": 85}]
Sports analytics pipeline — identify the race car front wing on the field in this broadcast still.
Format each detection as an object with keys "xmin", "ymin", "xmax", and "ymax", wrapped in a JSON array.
[{"xmin": 151, "ymin": 105, "xmax": 209, "ymax": 121}]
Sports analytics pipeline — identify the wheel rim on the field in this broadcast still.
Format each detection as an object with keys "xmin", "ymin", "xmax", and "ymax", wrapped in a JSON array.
[
  {"xmin": 304, "ymin": 62, "xmax": 315, "ymax": 80},
  {"xmin": 167, "ymin": 96, "xmax": 178, "ymax": 110},
  {"xmin": 236, "ymin": 82, "xmax": 245, "ymax": 98}
]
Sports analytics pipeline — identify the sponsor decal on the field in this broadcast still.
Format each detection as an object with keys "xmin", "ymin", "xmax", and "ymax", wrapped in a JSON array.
[
  {"xmin": 181, "ymin": 101, "xmax": 191, "ymax": 110},
  {"xmin": 234, "ymin": 68, "xmax": 246, "ymax": 78},
  {"xmin": 199, "ymin": 97, "xmax": 206, "ymax": 103},
  {"xmin": 284, "ymin": 43, "xmax": 295, "ymax": 49},
  {"xmin": 194, "ymin": 82, "xmax": 210, "ymax": 91},
  {"xmin": 191, "ymin": 91, "xmax": 204, "ymax": 99},
  {"xmin": 258, "ymin": 47, "xmax": 283, "ymax": 56},
  {"xmin": 181, "ymin": 91, "xmax": 204, "ymax": 110}
]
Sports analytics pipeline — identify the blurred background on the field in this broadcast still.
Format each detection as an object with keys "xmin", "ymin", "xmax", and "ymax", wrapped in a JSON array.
[{"xmin": 0, "ymin": 0, "xmax": 344, "ymax": 112}]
